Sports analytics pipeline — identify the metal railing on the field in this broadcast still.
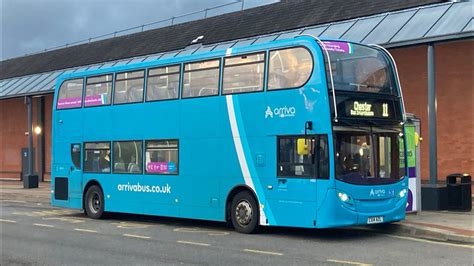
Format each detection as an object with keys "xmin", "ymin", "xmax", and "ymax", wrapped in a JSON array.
[{"xmin": 22, "ymin": 0, "xmax": 276, "ymax": 58}]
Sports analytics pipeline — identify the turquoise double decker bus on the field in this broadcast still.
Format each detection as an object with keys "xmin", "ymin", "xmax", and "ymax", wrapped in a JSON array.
[{"xmin": 51, "ymin": 36, "xmax": 408, "ymax": 233}]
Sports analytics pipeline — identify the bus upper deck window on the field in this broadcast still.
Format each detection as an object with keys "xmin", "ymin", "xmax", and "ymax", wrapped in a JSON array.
[
  {"xmin": 268, "ymin": 47, "xmax": 313, "ymax": 90},
  {"xmin": 324, "ymin": 42, "xmax": 396, "ymax": 95},
  {"xmin": 146, "ymin": 65, "xmax": 180, "ymax": 101},
  {"xmin": 57, "ymin": 79, "xmax": 84, "ymax": 109},
  {"xmin": 114, "ymin": 70, "xmax": 145, "ymax": 104},
  {"xmin": 85, "ymin": 74, "xmax": 113, "ymax": 107},
  {"xmin": 182, "ymin": 59, "xmax": 220, "ymax": 98},
  {"xmin": 223, "ymin": 52, "xmax": 265, "ymax": 95}
]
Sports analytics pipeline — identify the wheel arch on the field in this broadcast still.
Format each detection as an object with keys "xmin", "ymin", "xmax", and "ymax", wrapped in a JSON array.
[
  {"xmin": 225, "ymin": 184, "xmax": 259, "ymax": 223},
  {"xmin": 82, "ymin": 179, "xmax": 103, "ymax": 209}
]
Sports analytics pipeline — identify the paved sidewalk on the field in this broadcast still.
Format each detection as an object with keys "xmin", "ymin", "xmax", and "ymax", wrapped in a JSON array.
[
  {"xmin": 1, "ymin": 180, "xmax": 472, "ymax": 244},
  {"xmin": 387, "ymin": 210, "xmax": 473, "ymax": 244},
  {"xmin": 0, "ymin": 180, "xmax": 51, "ymax": 203}
]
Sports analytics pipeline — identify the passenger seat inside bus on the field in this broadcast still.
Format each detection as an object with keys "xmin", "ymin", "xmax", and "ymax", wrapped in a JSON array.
[
  {"xmin": 114, "ymin": 162, "xmax": 126, "ymax": 172},
  {"xmin": 128, "ymin": 163, "xmax": 141, "ymax": 173}
]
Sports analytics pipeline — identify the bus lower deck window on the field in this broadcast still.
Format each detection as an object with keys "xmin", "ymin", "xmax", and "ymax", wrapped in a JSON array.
[
  {"xmin": 112, "ymin": 141, "xmax": 143, "ymax": 174},
  {"xmin": 83, "ymin": 142, "xmax": 111, "ymax": 173},
  {"xmin": 145, "ymin": 140, "xmax": 179, "ymax": 175},
  {"xmin": 277, "ymin": 135, "xmax": 328, "ymax": 178}
]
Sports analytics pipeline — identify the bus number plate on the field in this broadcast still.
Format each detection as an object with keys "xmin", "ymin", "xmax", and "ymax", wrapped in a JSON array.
[{"xmin": 367, "ymin": 216, "xmax": 384, "ymax": 224}]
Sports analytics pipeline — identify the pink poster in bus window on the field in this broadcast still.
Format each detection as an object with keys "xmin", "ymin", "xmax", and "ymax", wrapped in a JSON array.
[
  {"xmin": 322, "ymin": 41, "xmax": 352, "ymax": 53},
  {"xmin": 57, "ymin": 97, "xmax": 82, "ymax": 109},
  {"xmin": 147, "ymin": 162, "xmax": 169, "ymax": 173},
  {"xmin": 85, "ymin": 95, "xmax": 106, "ymax": 106}
]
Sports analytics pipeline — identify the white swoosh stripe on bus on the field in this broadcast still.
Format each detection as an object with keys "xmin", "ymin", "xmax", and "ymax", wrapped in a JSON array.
[{"xmin": 226, "ymin": 95, "xmax": 269, "ymax": 225}]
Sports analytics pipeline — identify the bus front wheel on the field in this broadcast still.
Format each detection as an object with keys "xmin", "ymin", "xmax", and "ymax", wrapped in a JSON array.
[
  {"xmin": 84, "ymin": 185, "xmax": 105, "ymax": 219},
  {"xmin": 231, "ymin": 191, "xmax": 259, "ymax": 234}
]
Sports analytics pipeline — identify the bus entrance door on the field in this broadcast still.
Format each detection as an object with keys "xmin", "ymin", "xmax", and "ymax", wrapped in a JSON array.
[
  {"xmin": 52, "ymin": 141, "xmax": 82, "ymax": 208},
  {"xmin": 68, "ymin": 142, "xmax": 83, "ymax": 200}
]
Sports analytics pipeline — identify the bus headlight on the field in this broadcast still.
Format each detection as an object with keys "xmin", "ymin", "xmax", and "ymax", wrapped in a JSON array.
[
  {"xmin": 338, "ymin": 192, "xmax": 350, "ymax": 202},
  {"xmin": 338, "ymin": 192, "xmax": 349, "ymax": 202},
  {"xmin": 398, "ymin": 189, "xmax": 407, "ymax": 198},
  {"xmin": 337, "ymin": 191, "xmax": 355, "ymax": 210}
]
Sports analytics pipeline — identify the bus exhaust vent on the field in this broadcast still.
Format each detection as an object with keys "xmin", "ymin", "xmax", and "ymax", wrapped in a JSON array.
[{"xmin": 55, "ymin": 177, "xmax": 68, "ymax": 200}]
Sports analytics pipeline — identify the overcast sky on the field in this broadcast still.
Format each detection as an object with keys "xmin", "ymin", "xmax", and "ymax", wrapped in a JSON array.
[{"xmin": 1, "ymin": 0, "xmax": 278, "ymax": 60}]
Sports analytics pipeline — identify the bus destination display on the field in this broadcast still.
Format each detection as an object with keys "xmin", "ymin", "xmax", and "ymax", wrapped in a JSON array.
[{"xmin": 339, "ymin": 99, "xmax": 396, "ymax": 119}]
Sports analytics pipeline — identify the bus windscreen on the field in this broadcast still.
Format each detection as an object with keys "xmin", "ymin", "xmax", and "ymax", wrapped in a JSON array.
[
  {"xmin": 334, "ymin": 128, "xmax": 406, "ymax": 185},
  {"xmin": 323, "ymin": 41, "xmax": 397, "ymax": 95}
]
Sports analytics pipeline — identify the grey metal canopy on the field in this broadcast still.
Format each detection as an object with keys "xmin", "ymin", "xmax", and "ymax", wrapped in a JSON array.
[{"xmin": 1, "ymin": 1, "xmax": 472, "ymax": 100}]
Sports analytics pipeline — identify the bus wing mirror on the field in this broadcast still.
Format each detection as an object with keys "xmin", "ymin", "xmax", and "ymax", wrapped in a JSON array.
[{"xmin": 297, "ymin": 138, "xmax": 310, "ymax": 156}]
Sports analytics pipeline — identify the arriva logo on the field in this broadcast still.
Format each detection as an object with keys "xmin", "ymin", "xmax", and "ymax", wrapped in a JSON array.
[
  {"xmin": 370, "ymin": 189, "xmax": 386, "ymax": 197},
  {"xmin": 265, "ymin": 106, "xmax": 296, "ymax": 119}
]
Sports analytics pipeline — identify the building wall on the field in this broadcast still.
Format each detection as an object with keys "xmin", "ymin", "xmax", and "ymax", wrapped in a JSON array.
[
  {"xmin": 0, "ymin": 97, "xmax": 27, "ymax": 179},
  {"xmin": 0, "ymin": 95, "xmax": 52, "ymax": 180},
  {"xmin": 435, "ymin": 40, "xmax": 473, "ymax": 179},
  {"xmin": 390, "ymin": 39, "xmax": 474, "ymax": 181}
]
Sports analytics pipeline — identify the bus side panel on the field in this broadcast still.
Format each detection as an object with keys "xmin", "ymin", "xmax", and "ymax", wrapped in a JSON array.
[
  {"xmin": 96, "ymin": 102, "xmax": 181, "ymax": 218},
  {"xmin": 178, "ymin": 97, "xmax": 224, "ymax": 221}
]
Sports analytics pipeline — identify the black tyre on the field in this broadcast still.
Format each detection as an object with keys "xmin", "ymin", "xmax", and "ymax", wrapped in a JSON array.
[
  {"xmin": 231, "ymin": 191, "xmax": 259, "ymax": 234},
  {"xmin": 84, "ymin": 185, "xmax": 105, "ymax": 219}
]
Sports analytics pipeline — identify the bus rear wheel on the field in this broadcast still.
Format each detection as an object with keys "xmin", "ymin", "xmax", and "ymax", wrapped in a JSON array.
[
  {"xmin": 231, "ymin": 191, "xmax": 259, "ymax": 234},
  {"xmin": 84, "ymin": 185, "xmax": 105, "ymax": 219}
]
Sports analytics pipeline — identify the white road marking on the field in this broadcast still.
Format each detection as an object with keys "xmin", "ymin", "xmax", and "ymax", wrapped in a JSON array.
[
  {"xmin": 243, "ymin": 248, "xmax": 283, "ymax": 256},
  {"xmin": 327, "ymin": 259, "xmax": 372, "ymax": 266},
  {"xmin": 173, "ymin": 227, "xmax": 229, "ymax": 236},
  {"xmin": 0, "ymin": 219, "xmax": 17, "ymax": 223},
  {"xmin": 74, "ymin": 228, "xmax": 97, "ymax": 233},
  {"xmin": 112, "ymin": 222, "xmax": 151, "ymax": 229},
  {"xmin": 34, "ymin": 223, "xmax": 54, "ymax": 228},
  {"xmin": 176, "ymin": 240, "xmax": 210, "ymax": 247},
  {"xmin": 387, "ymin": 234, "xmax": 474, "ymax": 249},
  {"xmin": 2, "ymin": 200, "xmax": 27, "ymax": 203},
  {"xmin": 123, "ymin": 234, "xmax": 151, "ymax": 239},
  {"xmin": 43, "ymin": 217, "xmax": 86, "ymax": 223}
]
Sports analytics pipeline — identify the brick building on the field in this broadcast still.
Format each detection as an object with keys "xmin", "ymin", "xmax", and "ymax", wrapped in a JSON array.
[{"xmin": 1, "ymin": 0, "xmax": 472, "ymax": 186}]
